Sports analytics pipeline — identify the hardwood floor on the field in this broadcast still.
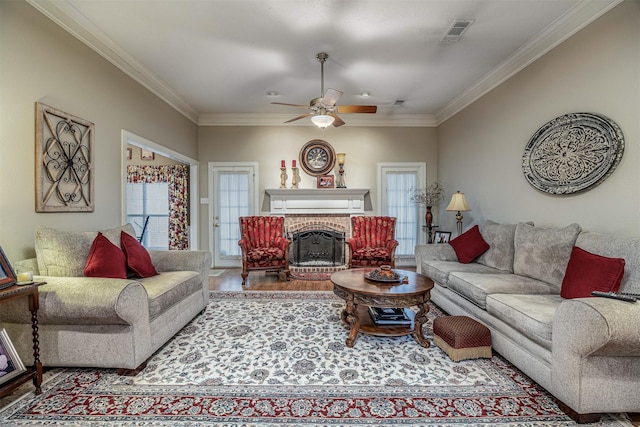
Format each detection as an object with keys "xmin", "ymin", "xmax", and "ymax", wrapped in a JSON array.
[
  {"xmin": 210, "ymin": 268, "xmax": 640, "ymax": 426},
  {"xmin": 209, "ymin": 268, "xmax": 333, "ymax": 291}
]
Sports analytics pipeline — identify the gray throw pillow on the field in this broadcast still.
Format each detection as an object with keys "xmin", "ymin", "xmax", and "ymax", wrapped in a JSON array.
[
  {"xmin": 476, "ymin": 220, "xmax": 518, "ymax": 272},
  {"xmin": 35, "ymin": 224, "xmax": 136, "ymax": 277},
  {"xmin": 513, "ymin": 222, "xmax": 581, "ymax": 288}
]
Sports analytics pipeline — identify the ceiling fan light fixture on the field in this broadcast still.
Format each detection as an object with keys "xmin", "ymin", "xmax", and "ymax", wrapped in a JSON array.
[{"xmin": 311, "ymin": 114, "xmax": 335, "ymax": 128}]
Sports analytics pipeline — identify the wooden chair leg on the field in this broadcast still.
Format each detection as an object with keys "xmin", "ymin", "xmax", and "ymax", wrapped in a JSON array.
[{"xmin": 241, "ymin": 272, "xmax": 248, "ymax": 286}]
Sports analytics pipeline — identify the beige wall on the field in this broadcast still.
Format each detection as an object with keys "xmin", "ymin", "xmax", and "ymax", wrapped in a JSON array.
[
  {"xmin": 437, "ymin": 0, "xmax": 640, "ymax": 236},
  {"xmin": 198, "ymin": 126, "xmax": 438, "ymax": 251},
  {"xmin": 0, "ymin": 1, "xmax": 198, "ymax": 261}
]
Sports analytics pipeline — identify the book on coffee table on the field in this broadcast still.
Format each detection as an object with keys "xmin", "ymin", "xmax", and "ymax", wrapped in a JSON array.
[{"xmin": 368, "ymin": 307, "xmax": 412, "ymax": 325}]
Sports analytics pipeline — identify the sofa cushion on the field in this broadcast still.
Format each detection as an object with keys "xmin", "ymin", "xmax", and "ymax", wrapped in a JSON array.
[
  {"xmin": 448, "ymin": 225, "xmax": 490, "ymax": 264},
  {"xmin": 121, "ymin": 231, "xmax": 158, "ymax": 278},
  {"xmin": 83, "ymin": 233, "xmax": 127, "ymax": 279},
  {"xmin": 35, "ymin": 224, "xmax": 136, "ymax": 277},
  {"xmin": 448, "ymin": 272, "xmax": 559, "ymax": 309},
  {"xmin": 486, "ymin": 293, "xmax": 564, "ymax": 350},
  {"xmin": 561, "ymin": 246, "xmax": 625, "ymax": 299},
  {"xmin": 575, "ymin": 231, "xmax": 640, "ymax": 294},
  {"xmin": 141, "ymin": 271, "xmax": 202, "ymax": 320},
  {"xmin": 513, "ymin": 222, "xmax": 581, "ymax": 289},
  {"xmin": 421, "ymin": 260, "xmax": 504, "ymax": 287},
  {"xmin": 476, "ymin": 220, "xmax": 526, "ymax": 273}
]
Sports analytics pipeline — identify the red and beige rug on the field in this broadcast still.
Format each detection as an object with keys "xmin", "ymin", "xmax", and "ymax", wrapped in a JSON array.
[{"xmin": 0, "ymin": 291, "xmax": 632, "ymax": 426}]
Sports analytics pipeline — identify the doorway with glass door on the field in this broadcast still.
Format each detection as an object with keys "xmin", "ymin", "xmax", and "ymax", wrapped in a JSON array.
[{"xmin": 209, "ymin": 162, "xmax": 259, "ymax": 268}]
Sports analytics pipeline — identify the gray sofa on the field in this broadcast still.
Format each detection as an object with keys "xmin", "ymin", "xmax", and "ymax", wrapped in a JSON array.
[
  {"xmin": 415, "ymin": 220, "xmax": 640, "ymax": 422},
  {"xmin": 0, "ymin": 224, "xmax": 212, "ymax": 374}
]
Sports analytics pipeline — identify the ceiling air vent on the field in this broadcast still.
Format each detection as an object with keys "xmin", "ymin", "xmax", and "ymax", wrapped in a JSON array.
[
  {"xmin": 393, "ymin": 100, "xmax": 405, "ymax": 106},
  {"xmin": 441, "ymin": 19, "xmax": 475, "ymax": 43}
]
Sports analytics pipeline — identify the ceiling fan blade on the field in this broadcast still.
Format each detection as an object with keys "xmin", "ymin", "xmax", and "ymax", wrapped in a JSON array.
[
  {"xmin": 271, "ymin": 102, "xmax": 309, "ymax": 108},
  {"xmin": 284, "ymin": 113, "xmax": 313, "ymax": 123},
  {"xmin": 322, "ymin": 88, "xmax": 343, "ymax": 107},
  {"xmin": 337, "ymin": 105, "xmax": 377, "ymax": 114},
  {"xmin": 330, "ymin": 114, "xmax": 345, "ymax": 127}
]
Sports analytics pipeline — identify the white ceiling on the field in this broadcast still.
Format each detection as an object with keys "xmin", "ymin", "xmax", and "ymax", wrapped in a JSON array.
[{"xmin": 28, "ymin": 0, "xmax": 620, "ymax": 126}]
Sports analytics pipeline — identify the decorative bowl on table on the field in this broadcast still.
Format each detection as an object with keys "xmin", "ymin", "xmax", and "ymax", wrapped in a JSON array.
[{"xmin": 365, "ymin": 265, "xmax": 401, "ymax": 283}]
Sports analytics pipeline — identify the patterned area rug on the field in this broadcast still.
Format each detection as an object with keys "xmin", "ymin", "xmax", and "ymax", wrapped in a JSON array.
[{"xmin": 0, "ymin": 291, "xmax": 631, "ymax": 426}]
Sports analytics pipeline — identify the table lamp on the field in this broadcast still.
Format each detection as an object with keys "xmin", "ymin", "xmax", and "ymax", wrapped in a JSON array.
[
  {"xmin": 446, "ymin": 191, "xmax": 471, "ymax": 236},
  {"xmin": 336, "ymin": 153, "xmax": 346, "ymax": 188}
]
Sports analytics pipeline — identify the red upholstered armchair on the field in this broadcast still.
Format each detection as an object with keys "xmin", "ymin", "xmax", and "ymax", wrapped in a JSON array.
[
  {"xmin": 346, "ymin": 216, "xmax": 399, "ymax": 268},
  {"xmin": 238, "ymin": 216, "xmax": 291, "ymax": 286}
]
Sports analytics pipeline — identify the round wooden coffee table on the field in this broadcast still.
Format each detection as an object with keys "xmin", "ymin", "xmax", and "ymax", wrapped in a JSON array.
[{"xmin": 331, "ymin": 268, "xmax": 434, "ymax": 348}]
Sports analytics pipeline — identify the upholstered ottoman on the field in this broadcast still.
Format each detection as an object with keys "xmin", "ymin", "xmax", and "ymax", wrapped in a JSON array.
[{"xmin": 433, "ymin": 316, "xmax": 492, "ymax": 362}]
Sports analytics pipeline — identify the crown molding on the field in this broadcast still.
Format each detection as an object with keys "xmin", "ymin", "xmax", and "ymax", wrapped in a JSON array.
[
  {"xmin": 26, "ymin": 0, "xmax": 199, "ymax": 123},
  {"xmin": 435, "ymin": 0, "xmax": 623, "ymax": 125},
  {"xmin": 197, "ymin": 113, "xmax": 437, "ymax": 127}
]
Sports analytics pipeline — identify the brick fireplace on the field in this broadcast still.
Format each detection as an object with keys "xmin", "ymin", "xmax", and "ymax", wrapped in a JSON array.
[{"xmin": 265, "ymin": 188, "xmax": 369, "ymax": 274}]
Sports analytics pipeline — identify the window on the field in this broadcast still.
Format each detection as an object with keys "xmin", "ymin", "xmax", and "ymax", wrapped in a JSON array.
[
  {"xmin": 126, "ymin": 182, "xmax": 169, "ymax": 250},
  {"xmin": 378, "ymin": 163, "xmax": 426, "ymax": 265}
]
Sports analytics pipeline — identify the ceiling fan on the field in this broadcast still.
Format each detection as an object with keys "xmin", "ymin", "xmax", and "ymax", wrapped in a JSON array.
[{"xmin": 272, "ymin": 52, "xmax": 377, "ymax": 128}]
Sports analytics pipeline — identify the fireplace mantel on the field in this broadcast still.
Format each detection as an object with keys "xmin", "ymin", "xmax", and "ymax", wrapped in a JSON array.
[{"xmin": 265, "ymin": 188, "xmax": 369, "ymax": 215}]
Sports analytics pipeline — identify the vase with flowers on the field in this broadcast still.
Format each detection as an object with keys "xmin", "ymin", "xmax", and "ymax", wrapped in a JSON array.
[{"xmin": 410, "ymin": 181, "xmax": 444, "ymax": 243}]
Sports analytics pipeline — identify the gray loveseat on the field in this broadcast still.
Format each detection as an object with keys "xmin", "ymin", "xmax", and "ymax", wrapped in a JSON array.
[
  {"xmin": 0, "ymin": 224, "xmax": 212, "ymax": 374},
  {"xmin": 415, "ymin": 221, "xmax": 640, "ymax": 422}
]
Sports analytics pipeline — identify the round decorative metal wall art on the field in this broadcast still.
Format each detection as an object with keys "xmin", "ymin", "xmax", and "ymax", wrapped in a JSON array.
[{"xmin": 522, "ymin": 112, "xmax": 624, "ymax": 195}]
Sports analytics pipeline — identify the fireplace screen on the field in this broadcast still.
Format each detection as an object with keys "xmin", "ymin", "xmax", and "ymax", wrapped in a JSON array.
[{"xmin": 290, "ymin": 229, "xmax": 345, "ymax": 266}]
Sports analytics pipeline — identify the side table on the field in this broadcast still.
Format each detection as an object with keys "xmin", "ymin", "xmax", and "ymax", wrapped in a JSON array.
[{"xmin": 0, "ymin": 282, "xmax": 45, "ymax": 398}]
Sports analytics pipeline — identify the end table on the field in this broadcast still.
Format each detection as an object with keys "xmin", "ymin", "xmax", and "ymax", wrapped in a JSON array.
[{"xmin": 0, "ymin": 282, "xmax": 45, "ymax": 398}]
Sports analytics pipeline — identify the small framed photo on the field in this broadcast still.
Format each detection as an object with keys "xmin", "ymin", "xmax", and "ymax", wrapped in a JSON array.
[
  {"xmin": 434, "ymin": 231, "xmax": 451, "ymax": 244},
  {"xmin": 317, "ymin": 175, "xmax": 335, "ymax": 188},
  {"xmin": 126, "ymin": 147, "xmax": 132, "ymax": 160},
  {"xmin": 140, "ymin": 149, "xmax": 155, "ymax": 161},
  {"xmin": 0, "ymin": 329, "xmax": 26, "ymax": 385},
  {"xmin": 0, "ymin": 245, "xmax": 17, "ymax": 288}
]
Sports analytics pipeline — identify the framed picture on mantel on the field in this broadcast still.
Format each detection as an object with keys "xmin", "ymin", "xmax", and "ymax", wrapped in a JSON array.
[{"xmin": 317, "ymin": 175, "xmax": 335, "ymax": 188}]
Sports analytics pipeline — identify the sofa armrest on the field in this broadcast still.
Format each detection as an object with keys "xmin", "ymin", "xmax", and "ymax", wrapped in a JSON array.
[
  {"xmin": 149, "ymin": 250, "xmax": 211, "ymax": 273},
  {"xmin": 13, "ymin": 258, "xmax": 40, "ymax": 275},
  {"xmin": 149, "ymin": 250, "xmax": 212, "ymax": 297},
  {"xmin": 0, "ymin": 276, "xmax": 148, "ymax": 326},
  {"xmin": 414, "ymin": 244, "xmax": 457, "ymax": 273},
  {"xmin": 553, "ymin": 298, "xmax": 640, "ymax": 357}
]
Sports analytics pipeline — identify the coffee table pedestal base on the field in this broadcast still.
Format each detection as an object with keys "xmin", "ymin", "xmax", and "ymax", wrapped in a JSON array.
[{"xmin": 338, "ymin": 292, "xmax": 431, "ymax": 348}]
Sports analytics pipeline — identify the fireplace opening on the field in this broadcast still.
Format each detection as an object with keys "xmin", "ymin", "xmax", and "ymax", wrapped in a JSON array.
[{"xmin": 290, "ymin": 229, "xmax": 345, "ymax": 267}]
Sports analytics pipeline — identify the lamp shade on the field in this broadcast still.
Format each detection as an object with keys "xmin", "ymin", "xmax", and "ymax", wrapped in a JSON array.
[
  {"xmin": 310, "ymin": 114, "xmax": 335, "ymax": 128},
  {"xmin": 336, "ymin": 152, "xmax": 346, "ymax": 164},
  {"xmin": 446, "ymin": 191, "xmax": 471, "ymax": 212}
]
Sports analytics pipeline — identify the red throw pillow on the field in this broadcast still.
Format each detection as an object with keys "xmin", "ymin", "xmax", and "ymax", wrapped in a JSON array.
[
  {"xmin": 561, "ymin": 246, "xmax": 625, "ymax": 299},
  {"xmin": 448, "ymin": 225, "xmax": 490, "ymax": 264},
  {"xmin": 120, "ymin": 231, "xmax": 158, "ymax": 278},
  {"xmin": 83, "ymin": 232, "xmax": 127, "ymax": 278}
]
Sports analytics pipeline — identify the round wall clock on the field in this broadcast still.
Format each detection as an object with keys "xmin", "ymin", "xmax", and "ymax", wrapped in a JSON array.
[
  {"xmin": 522, "ymin": 112, "xmax": 624, "ymax": 195},
  {"xmin": 299, "ymin": 139, "xmax": 336, "ymax": 176}
]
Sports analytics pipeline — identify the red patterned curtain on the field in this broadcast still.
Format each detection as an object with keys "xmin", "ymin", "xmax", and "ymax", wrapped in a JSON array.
[{"xmin": 127, "ymin": 165, "xmax": 189, "ymax": 250}]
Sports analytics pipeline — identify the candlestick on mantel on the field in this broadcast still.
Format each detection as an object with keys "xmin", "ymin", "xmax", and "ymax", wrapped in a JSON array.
[
  {"xmin": 291, "ymin": 167, "xmax": 299, "ymax": 189},
  {"xmin": 280, "ymin": 167, "xmax": 287, "ymax": 189}
]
